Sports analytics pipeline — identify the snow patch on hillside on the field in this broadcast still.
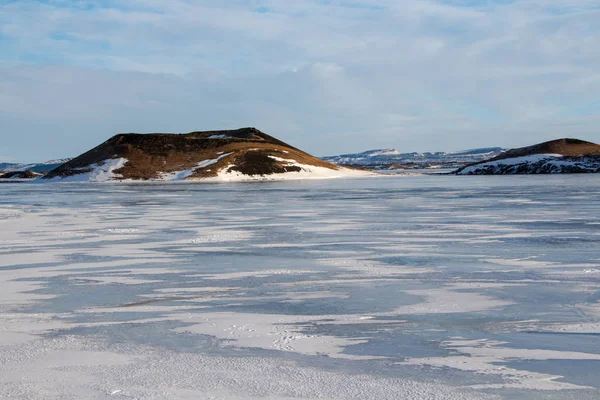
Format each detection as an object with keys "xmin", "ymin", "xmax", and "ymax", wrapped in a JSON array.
[
  {"xmin": 204, "ymin": 158, "xmax": 373, "ymax": 182},
  {"xmin": 44, "ymin": 158, "xmax": 129, "ymax": 182},
  {"xmin": 207, "ymin": 134, "xmax": 234, "ymax": 139},
  {"xmin": 458, "ymin": 154, "xmax": 600, "ymax": 175},
  {"xmin": 42, "ymin": 152, "xmax": 371, "ymax": 182},
  {"xmin": 158, "ymin": 152, "xmax": 234, "ymax": 181}
]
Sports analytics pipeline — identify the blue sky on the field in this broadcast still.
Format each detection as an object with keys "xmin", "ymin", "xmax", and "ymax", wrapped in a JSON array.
[{"xmin": 1, "ymin": 0, "xmax": 599, "ymax": 161}]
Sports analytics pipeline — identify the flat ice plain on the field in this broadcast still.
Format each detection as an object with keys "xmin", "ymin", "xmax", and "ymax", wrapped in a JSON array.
[{"xmin": 1, "ymin": 174, "xmax": 599, "ymax": 399}]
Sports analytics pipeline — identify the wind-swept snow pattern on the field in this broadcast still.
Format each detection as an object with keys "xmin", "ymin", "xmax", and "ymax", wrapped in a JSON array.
[{"xmin": 2, "ymin": 175, "xmax": 600, "ymax": 399}]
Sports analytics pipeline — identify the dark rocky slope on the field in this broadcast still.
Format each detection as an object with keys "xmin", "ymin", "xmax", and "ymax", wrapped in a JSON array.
[{"xmin": 456, "ymin": 139, "xmax": 600, "ymax": 175}]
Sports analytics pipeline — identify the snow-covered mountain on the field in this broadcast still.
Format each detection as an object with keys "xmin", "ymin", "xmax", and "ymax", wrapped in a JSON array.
[
  {"xmin": 322, "ymin": 147, "xmax": 504, "ymax": 168},
  {"xmin": 0, "ymin": 158, "xmax": 72, "ymax": 174}
]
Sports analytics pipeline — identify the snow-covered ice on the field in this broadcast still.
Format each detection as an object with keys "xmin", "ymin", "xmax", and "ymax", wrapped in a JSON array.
[{"xmin": 1, "ymin": 174, "xmax": 600, "ymax": 399}]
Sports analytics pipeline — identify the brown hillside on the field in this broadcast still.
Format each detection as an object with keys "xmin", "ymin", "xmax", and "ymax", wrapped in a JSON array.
[
  {"xmin": 0, "ymin": 170, "xmax": 42, "ymax": 179},
  {"xmin": 496, "ymin": 138, "xmax": 600, "ymax": 161},
  {"xmin": 44, "ymin": 127, "xmax": 342, "ymax": 181}
]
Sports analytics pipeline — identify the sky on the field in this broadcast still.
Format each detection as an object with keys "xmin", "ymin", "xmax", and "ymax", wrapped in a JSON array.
[{"xmin": 1, "ymin": 0, "xmax": 599, "ymax": 162}]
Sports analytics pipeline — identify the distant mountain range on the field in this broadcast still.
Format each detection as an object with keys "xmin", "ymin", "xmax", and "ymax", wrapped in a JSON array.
[
  {"xmin": 322, "ymin": 147, "xmax": 505, "ymax": 168},
  {"xmin": 0, "ymin": 159, "xmax": 72, "ymax": 174}
]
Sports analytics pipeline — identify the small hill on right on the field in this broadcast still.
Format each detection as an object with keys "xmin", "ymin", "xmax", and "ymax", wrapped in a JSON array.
[{"xmin": 455, "ymin": 138, "xmax": 600, "ymax": 175}]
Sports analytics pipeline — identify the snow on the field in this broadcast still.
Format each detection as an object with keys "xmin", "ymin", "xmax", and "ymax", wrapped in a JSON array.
[
  {"xmin": 172, "ymin": 311, "xmax": 377, "ymax": 359},
  {"xmin": 0, "ymin": 174, "xmax": 42, "ymax": 182},
  {"xmin": 158, "ymin": 152, "xmax": 234, "ymax": 181},
  {"xmin": 207, "ymin": 134, "xmax": 234, "ymax": 139},
  {"xmin": 390, "ymin": 286, "xmax": 514, "ymax": 315},
  {"xmin": 402, "ymin": 338, "xmax": 600, "ymax": 390},
  {"xmin": 41, "ymin": 152, "xmax": 371, "ymax": 182},
  {"xmin": 368, "ymin": 149, "xmax": 402, "ymax": 157},
  {"xmin": 196, "ymin": 152, "xmax": 233, "ymax": 168},
  {"xmin": 0, "ymin": 158, "xmax": 71, "ymax": 173},
  {"xmin": 157, "ymin": 168, "xmax": 196, "ymax": 181},
  {"xmin": 2, "ymin": 176, "xmax": 600, "ymax": 398},
  {"xmin": 268, "ymin": 155, "xmax": 298, "ymax": 163},
  {"xmin": 458, "ymin": 153, "xmax": 600, "ymax": 174},
  {"xmin": 47, "ymin": 154, "xmax": 238, "ymax": 182},
  {"xmin": 324, "ymin": 147, "xmax": 505, "ymax": 166},
  {"xmin": 41, "ymin": 158, "xmax": 72, "ymax": 165},
  {"xmin": 0, "ymin": 334, "xmax": 486, "ymax": 399},
  {"xmin": 202, "ymin": 156, "xmax": 373, "ymax": 182},
  {"xmin": 1, "ymin": 163, "xmax": 34, "ymax": 172},
  {"xmin": 43, "ymin": 158, "xmax": 129, "ymax": 182},
  {"xmin": 461, "ymin": 154, "xmax": 562, "ymax": 172}
]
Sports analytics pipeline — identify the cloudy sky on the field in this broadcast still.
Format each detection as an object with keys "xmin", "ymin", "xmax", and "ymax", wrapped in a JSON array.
[{"xmin": 1, "ymin": 0, "xmax": 599, "ymax": 161}]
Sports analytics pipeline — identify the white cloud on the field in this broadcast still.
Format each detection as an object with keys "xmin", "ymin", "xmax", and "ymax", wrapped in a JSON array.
[{"xmin": 0, "ymin": 0, "xmax": 599, "ymax": 160}]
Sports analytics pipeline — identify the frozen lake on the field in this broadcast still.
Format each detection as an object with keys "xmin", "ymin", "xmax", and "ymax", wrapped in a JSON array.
[{"xmin": 1, "ymin": 175, "xmax": 600, "ymax": 399}]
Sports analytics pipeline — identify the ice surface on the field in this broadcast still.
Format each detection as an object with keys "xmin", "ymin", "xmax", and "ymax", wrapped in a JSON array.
[{"xmin": 1, "ymin": 175, "xmax": 600, "ymax": 399}]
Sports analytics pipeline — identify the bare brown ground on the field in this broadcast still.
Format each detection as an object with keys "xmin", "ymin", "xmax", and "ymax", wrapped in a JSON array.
[
  {"xmin": 0, "ymin": 170, "xmax": 42, "ymax": 179},
  {"xmin": 496, "ymin": 138, "xmax": 600, "ymax": 160}
]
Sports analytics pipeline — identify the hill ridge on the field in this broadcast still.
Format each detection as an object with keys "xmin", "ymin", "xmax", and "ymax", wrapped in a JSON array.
[
  {"xmin": 43, "ymin": 128, "xmax": 368, "ymax": 182},
  {"xmin": 456, "ymin": 138, "xmax": 600, "ymax": 175}
]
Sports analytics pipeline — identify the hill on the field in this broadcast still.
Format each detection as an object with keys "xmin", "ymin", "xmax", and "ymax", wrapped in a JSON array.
[
  {"xmin": 43, "ymin": 128, "xmax": 369, "ymax": 182},
  {"xmin": 0, "ymin": 170, "xmax": 43, "ymax": 180},
  {"xmin": 456, "ymin": 138, "xmax": 600, "ymax": 175}
]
